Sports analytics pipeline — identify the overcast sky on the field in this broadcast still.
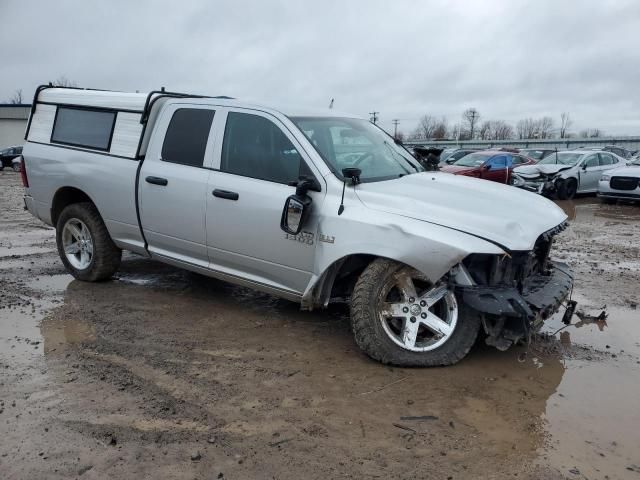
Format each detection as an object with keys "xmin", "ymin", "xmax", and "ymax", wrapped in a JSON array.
[{"xmin": 1, "ymin": 0, "xmax": 638, "ymax": 136}]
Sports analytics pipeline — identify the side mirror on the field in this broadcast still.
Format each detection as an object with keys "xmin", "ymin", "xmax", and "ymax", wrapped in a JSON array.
[
  {"xmin": 582, "ymin": 163, "xmax": 588, "ymax": 170},
  {"xmin": 484, "ymin": 164, "xmax": 492, "ymax": 171},
  {"xmin": 280, "ymin": 177, "xmax": 313, "ymax": 235}
]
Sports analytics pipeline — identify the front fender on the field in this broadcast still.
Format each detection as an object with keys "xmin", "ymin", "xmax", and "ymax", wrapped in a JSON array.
[{"xmin": 302, "ymin": 205, "xmax": 505, "ymax": 308}]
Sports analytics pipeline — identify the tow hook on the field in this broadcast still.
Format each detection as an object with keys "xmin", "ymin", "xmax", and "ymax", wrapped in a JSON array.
[{"xmin": 562, "ymin": 299, "xmax": 578, "ymax": 325}]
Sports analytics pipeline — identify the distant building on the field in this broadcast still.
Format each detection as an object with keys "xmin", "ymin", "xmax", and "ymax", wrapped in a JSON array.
[{"xmin": 0, "ymin": 104, "xmax": 30, "ymax": 149}]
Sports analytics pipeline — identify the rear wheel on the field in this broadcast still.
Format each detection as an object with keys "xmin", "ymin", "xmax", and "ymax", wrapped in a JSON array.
[
  {"xmin": 12, "ymin": 163, "xmax": 21, "ymax": 172},
  {"xmin": 56, "ymin": 202, "xmax": 121, "ymax": 281},
  {"xmin": 557, "ymin": 178, "xmax": 577, "ymax": 200},
  {"xmin": 350, "ymin": 258, "xmax": 480, "ymax": 366}
]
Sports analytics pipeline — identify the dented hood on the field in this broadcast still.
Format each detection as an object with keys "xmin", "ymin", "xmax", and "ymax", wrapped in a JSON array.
[
  {"xmin": 514, "ymin": 163, "xmax": 572, "ymax": 176},
  {"xmin": 356, "ymin": 172, "xmax": 567, "ymax": 251}
]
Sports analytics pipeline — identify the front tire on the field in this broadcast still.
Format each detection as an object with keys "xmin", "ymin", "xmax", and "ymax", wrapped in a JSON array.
[
  {"xmin": 350, "ymin": 258, "xmax": 480, "ymax": 366},
  {"xmin": 557, "ymin": 178, "xmax": 577, "ymax": 200},
  {"xmin": 56, "ymin": 202, "xmax": 122, "ymax": 281}
]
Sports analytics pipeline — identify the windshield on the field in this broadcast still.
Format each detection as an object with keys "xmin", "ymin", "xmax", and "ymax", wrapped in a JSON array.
[
  {"xmin": 291, "ymin": 117, "xmax": 423, "ymax": 181},
  {"xmin": 537, "ymin": 152, "xmax": 583, "ymax": 166},
  {"xmin": 453, "ymin": 153, "xmax": 490, "ymax": 167},
  {"xmin": 520, "ymin": 149, "xmax": 546, "ymax": 160},
  {"xmin": 439, "ymin": 149, "xmax": 457, "ymax": 162}
]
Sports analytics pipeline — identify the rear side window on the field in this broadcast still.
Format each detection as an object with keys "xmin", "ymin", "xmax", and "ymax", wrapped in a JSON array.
[
  {"xmin": 599, "ymin": 153, "xmax": 613, "ymax": 165},
  {"xmin": 51, "ymin": 107, "xmax": 116, "ymax": 151},
  {"xmin": 221, "ymin": 112, "xmax": 308, "ymax": 184},
  {"xmin": 161, "ymin": 108, "xmax": 215, "ymax": 167}
]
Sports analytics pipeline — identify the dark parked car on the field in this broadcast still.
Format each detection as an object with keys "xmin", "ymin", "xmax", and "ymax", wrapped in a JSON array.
[
  {"xmin": 519, "ymin": 148, "xmax": 556, "ymax": 160},
  {"xmin": 440, "ymin": 150, "xmax": 536, "ymax": 184},
  {"xmin": 439, "ymin": 148, "xmax": 479, "ymax": 165},
  {"xmin": 0, "ymin": 145, "xmax": 23, "ymax": 171}
]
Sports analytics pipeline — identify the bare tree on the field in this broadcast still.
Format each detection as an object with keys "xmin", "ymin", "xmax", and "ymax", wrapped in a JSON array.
[
  {"xmin": 463, "ymin": 108, "xmax": 480, "ymax": 139},
  {"xmin": 516, "ymin": 118, "xmax": 536, "ymax": 139},
  {"xmin": 537, "ymin": 116, "xmax": 555, "ymax": 139},
  {"xmin": 412, "ymin": 115, "xmax": 438, "ymax": 140},
  {"xmin": 579, "ymin": 128, "xmax": 604, "ymax": 138},
  {"xmin": 491, "ymin": 120, "xmax": 514, "ymax": 140},
  {"xmin": 559, "ymin": 112, "xmax": 572, "ymax": 139},
  {"xmin": 51, "ymin": 76, "xmax": 78, "ymax": 87},
  {"xmin": 8, "ymin": 89, "xmax": 23, "ymax": 104},
  {"xmin": 432, "ymin": 117, "xmax": 448, "ymax": 139},
  {"xmin": 479, "ymin": 121, "xmax": 491, "ymax": 140},
  {"xmin": 395, "ymin": 131, "xmax": 405, "ymax": 142}
]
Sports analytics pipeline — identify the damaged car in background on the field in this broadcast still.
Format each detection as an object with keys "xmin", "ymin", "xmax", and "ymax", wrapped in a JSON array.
[
  {"xmin": 511, "ymin": 150, "xmax": 626, "ymax": 200},
  {"xmin": 22, "ymin": 86, "xmax": 575, "ymax": 367}
]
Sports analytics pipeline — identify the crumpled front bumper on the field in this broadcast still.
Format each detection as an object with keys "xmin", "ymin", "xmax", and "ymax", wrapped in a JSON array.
[
  {"xmin": 456, "ymin": 261, "xmax": 573, "ymax": 349},
  {"xmin": 512, "ymin": 175, "xmax": 556, "ymax": 195}
]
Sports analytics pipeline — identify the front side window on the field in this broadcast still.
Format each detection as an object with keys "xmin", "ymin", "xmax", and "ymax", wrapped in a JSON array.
[
  {"xmin": 51, "ymin": 107, "xmax": 116, "ymax": 151},
  {"xmin": 161, "ymin": 108, "xmax": 215, "ymax": 167},
  {"xmin": 584, "ymin": 155, "xmax": 599, "ymax": 168},
  {"xmin": 221, "ymin": 112, "xmax": 309, "ymax": 184},
  {"xmin": 291, "ymin": 117, "xmax": 422, "ymax": 182}
]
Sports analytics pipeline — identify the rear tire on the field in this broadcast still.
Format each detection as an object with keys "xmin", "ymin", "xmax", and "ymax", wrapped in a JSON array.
[
  {"xmin": 350, "ymin": 258, "xmax": 480, "ymax": 366},
  {"xmin": 557, "ymin": 178, "xmax": 577, "ymax": 200},
  {"xmin": 56, "ymin": 202, "xmax": 121, "ymax": 281},
  {"xmin": 12, "ymin": 163, "xmax": 21, "ymax": 172}
]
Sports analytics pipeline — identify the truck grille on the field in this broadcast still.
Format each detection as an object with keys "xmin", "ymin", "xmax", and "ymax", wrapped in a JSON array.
[
  {"xmin": 610, "ymin": 176, "xmax": 639, "ymax": 191},
  {"xmin": 462, "ymin": 222, "xmax": 567, "ymax": 292}
]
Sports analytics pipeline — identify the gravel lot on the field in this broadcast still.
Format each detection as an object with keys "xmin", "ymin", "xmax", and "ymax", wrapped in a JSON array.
[{"xmin": 1, "ymin": 171, "xmax": 639, "ymax": 479}]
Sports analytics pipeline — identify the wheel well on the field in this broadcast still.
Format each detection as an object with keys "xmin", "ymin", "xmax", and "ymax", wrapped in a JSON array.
[
  {"xmin": 51, "ymin": 187, "xmax": 94, "ymax": 227},
  {"xmin": 327, "ymin": 254, "xmax": 377, "ymax": 300}
]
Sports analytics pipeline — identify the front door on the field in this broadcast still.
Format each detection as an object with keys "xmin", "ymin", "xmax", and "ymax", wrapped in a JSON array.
[
  {"xmin": 578, "ymin": 153, "xmax": 601, "ymax": 192},
  {"xmin": 482, "ymin": 155, "xmax": 511, "ymax": 183},
  {"xmin": 139, "ymin": 105, "xmax": 217, "ymax": 266},
  {"xmin": 205, "ymin": 109, "xmax": 324, "ymax": 295}
]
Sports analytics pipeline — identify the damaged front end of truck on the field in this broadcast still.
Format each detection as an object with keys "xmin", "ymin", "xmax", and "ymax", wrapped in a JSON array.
[{"xmin": 453, "ymin": 222, "xmax": 573, "ymax": 350}]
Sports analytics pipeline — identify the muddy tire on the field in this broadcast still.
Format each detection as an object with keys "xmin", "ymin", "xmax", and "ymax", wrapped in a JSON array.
[
  {"xmin": 12, "ymin": 163, "xmax": 21, "ymax": 172},
  {"xmin": 56, "ymin": 202, "xmax": 121, "ymax": 281},
  {"xmin": 350, "ymin": 258, "xmax": 480, "ymax": 366},
  {"xmin": 557, "ymin": 178, "xmax": 577, "ymax": 200}
]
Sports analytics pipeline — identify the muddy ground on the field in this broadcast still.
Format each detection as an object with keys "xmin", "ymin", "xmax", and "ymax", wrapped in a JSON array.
[{"xmin": 1, "ymin": 171, "xmax": 639, "ymax": 480}]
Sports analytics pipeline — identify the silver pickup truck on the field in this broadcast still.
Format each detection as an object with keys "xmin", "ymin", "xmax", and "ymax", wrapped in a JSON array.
[{"xmin": 21, "ymin": 85, "xmax": 573, "ymax": 366}]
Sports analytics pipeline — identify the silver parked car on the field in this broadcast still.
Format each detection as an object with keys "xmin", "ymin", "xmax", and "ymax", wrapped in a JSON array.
[
  {"xmin": 512, "ymin": 150, "xmax": 625, "ymax": 199},
  {"xmin": 598, "ymin": 156, "xmax": 640, "ymax": 203}
]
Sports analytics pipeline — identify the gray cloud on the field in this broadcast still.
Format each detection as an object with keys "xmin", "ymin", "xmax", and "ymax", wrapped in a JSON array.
[{"xmin": 1, "ymin": 0, "xmax": 638, "ymax": 135}]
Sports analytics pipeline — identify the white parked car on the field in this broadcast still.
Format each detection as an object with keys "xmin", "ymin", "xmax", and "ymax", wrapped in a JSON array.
[
  {"xmin": 512, "ymin": 150, "xmax": 626, "ymax": 199},
  {"xmin": 598, "ymin": 156, "xmax": 640, "ymax": 203}
]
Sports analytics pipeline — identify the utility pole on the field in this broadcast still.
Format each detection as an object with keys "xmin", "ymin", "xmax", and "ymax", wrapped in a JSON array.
[
  {"xmin": 369, "ymin": 111, "xmax": 379, "ymax": 125},
  {"xmin": 392, "ymin": 119, "xmax": 400, "ymax": 138}
]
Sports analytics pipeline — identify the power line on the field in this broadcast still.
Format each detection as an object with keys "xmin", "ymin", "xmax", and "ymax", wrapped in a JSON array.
[
  {"xmin": 392, "ymin": 119, "xmax": 400, "ymax": 137},
  {"xmin": 369, "ymin": 111, "xmax": 379, "ymax": 124}
]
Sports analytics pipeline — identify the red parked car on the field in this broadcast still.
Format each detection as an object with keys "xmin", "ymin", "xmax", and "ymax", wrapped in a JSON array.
[{"xmin": 440, "ymin": 150, "xmax": 536, "ymax": 184}]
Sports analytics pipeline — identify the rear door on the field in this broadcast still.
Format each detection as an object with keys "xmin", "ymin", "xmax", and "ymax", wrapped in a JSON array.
[
  {"xmin": 139, "ymin": 104, "xmax": 217, "ymax": 267},
  {"xmin": 205, "ymin": 108, "xmax": 325, "ymax": 295}
]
